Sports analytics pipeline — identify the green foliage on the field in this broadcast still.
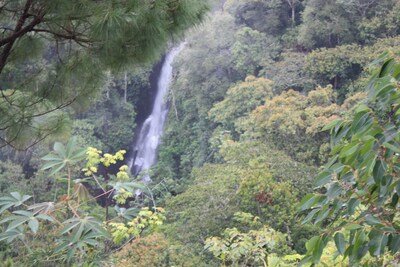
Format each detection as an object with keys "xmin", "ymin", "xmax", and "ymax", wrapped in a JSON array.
[
  {"xmin": 42, "ymin": 137, "xmax": 87, "ymax": 176},
  {"xmin": 0, "ymin": 161, "xmax": 30, "ymax": 196},
  {"xmin": 299, "ymin": 59, "xmax": 400, "ymax": 266},
  {"xmin": 205, "ymin": 225, "xmax": 289, "ymax": 266},
  {"xmin": 0, "ymin": 0, "xmax": 209, "ymax": 149},
  {"xmin": 166, "ymin": 164, "xmax": 243, "ymax": 245},
  {"xmin": 245, "ymin": 86, "xmax": 345, "ymax": 165},
  {"xmin": 109, "ymin": 207, "xmax": 165, "ymax": 245},
  {"xmin": 0, "ymin": 192, "xmax": 31, "ymax": 214},
  {"xmin": 234, "ymin": 0, "xmax": 292, "ymax": 35},
  {"xmin": 304, "ymin": 36, "xmax": 400, "ymax": 94},
  {"xmin": 209, "ymin": 76, "xmax": 273, "ymax": 136},
  {"xmin": 110, "ymin": 233, "xmax": 208, "ymax": 267},
  {"xmin": 231, "ymin": 27, "xmax": 280, "ymax": 76},
  {"xmin": 0, "ymin": 139, "xmax": 161, "ymax": 264},
  {"xmin": 262, "ymin": 51, "xmax": 316, "ymax": 94},
  {"xmin": 298, "ymin": 0, "xmax": 399, "ymax": 49}
]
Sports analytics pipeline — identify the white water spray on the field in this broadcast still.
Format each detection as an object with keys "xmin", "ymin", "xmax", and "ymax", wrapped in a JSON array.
[{"xmin": 129, "ymin": 43, "xmax": 185, "ymax": 180}]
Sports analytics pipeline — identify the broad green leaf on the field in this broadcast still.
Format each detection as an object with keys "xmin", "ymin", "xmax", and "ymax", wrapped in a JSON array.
[
  {"xmin": 345, "ymin": 224, "xmax": 363, "ymax": 231},
  {"xmin": 339, "ymin": 142, "xmax": 359, "ymax": 159},
  {"xmin": 48, "ymin": 162, "xmax": 66, "ymax": 176},
  {"xmin": 7, "ymin": 217, "xmax": 30, "ymax": 231},
  {"xmin": 65, "ymin": 136, "xmax": 77, "ymax": 158},
  {"xmin": 28, "ymin": 202, "xmax": 55, "ymax": 215},
  {"xmin": 54, "ymin": 142, "xmax": 66, "ymax": 157},
  {"xmin": 314, "ymin": 206, "xmax": 330, "ymax": 224},
  {"xmin": 322, "ymin": 120, "xmax": 340, "ymax": 131},
  {"xmin": 41, "ymin": 161, "xmax": 64, "ymax": 171},
  {"xmin": 302, "ymin": 209, "xmax": 319, "ymax": 224},
  {"xmin": 334, "ymin": 232, "xmax": 345, "ymax": 255},
  {"xmin": 347, "ymin": 198, "xmax": 360, "ymax": 215},
  {"xmin": 28, "ymin": 218, "xmax": 39, "ymax": 233},
  {"xmin": 364, "ymin": 214, "xmax": 381, "ymax": 225},
  {"xmin": 314, "ymin": 171, "xmax": 331, "ymax": 187},
  {"xmin": 383, "ymin": 142, "xmax": 400, "ymax": 154},
  {"xmin": 41, "ymin": 154, "xmax": 63, "ymax": 161},
  {"xmin": 372, "ymin": 160, "xmax": 387, "ymax": 184},
  {"xmin": 368, "ymin": 230, "xmax": 386, "ymax": 256},
  {"xmin": 326, "ymin": 183, "xmax": 343, "ymax": 199},
  {"xmin": 13, "ymin": 210, "xmax": 34, "ymax": 217},
  {"xmin": 298, "ymin": 193, "xmax": 317, "ymax": 211},
  {"xmin": 0, "ymin": 228, "xmax": 24, "ymax": 242},
  {"xmin": 388, "ymin": 234, "xmax": 400, "ymax": 253}
]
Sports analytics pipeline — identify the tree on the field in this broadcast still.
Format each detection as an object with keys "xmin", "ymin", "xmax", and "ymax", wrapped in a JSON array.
[
  {"xmin": 299, "ymin": 58, "xmax": 400, "ymax": 266},
  {"xmin": 231, "ymin": 27, "xmax": 280, "ymax": 76},
  {"xmin": 244, "ymin": 86, "xmax": 352, "ymax": 165},
  {"xmin": 298, "ymin": 0, "xmax": 355, "ymax": 49},
  {"xmin": 208, "ymin": 75, "xmax": 274, "ymax": 136},
  {"xmin": 0, "ymin": 0, "xmax": 208, "ymax": 149}
]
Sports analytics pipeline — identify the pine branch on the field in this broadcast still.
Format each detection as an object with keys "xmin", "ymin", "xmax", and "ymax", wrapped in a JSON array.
[
  {"xmin": 32, "ymin": 28, "xmax": 91, "ymax": 44},
  {"xmin": 0, "ymin": 0, "xmax": 44, "ymax": 73}
]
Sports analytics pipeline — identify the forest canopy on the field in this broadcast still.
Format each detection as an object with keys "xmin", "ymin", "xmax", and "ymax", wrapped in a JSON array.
[{"xmin": 0, "ymin": 0, "xmax": 400, "ymax": 266}]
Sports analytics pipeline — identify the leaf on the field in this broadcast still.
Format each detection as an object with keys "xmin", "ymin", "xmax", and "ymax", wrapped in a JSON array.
[
  {"xmin": 0, "ymin": 192, "xmax": 31, "ymax": 213},
  {"xmin": 339, "ymin": 142, "xmax": 359, "ymax": 159},
  {"xmin": 28, "ymin": 218, "xmax": 39, "ymax": 233},
  {"xmin": 314, "ymin": 171, "xmax": 331, "ymax": 187},
  {"xmin": 7, "ymin": 217, "xmax": 30, "ymax": 231},
  {"xmin": 322, "ymin": 120, "xmax": 340, "ymax": 131},
  {"xmin": 53, "ymin": 142, "xmax": 66, "ymax": 157},
  {"xmin": 302, "ymin": 209, "xmax": 319, "ymax": 224},
  {"xmin": 41, "ymin": 154, "xmax": 63, "ymax": 161},
  {"xmin": 372, "ymin": 160, "xmax": 386, "ymax": 184},
  {"xmin": 345, "ymin": 224, "xmax": 363, "ymax": 231},
  {"xmin": 27, "ymin": 202, "xmax": 55, "ymax": 215},
  {"xmin": 0, "ymin": 228, "xmax": 24, "ymax": 242},
  {"xmin": 347, "ymin": 198, "xmax": 360, "ymax": 215},
  {"xmin": 48, "ymin": 162, "xmax": 66, "ymax": 176},
  {"xmin": 314, "ymin": 206, "xmax": 330, "ymax": 225},
  {"xmin": 388, "ymin": 234, "xmax": 400, "ymax": 253},
  {"xmin": 326, "ymin": 183, "xmax": 343, "ymax": 199},
  {"xmin": 65, "ymin": 136, "xmax": 77, "ymax": 158},
  {"xmin": 298, "ymin": 193, "xmax": 317, "ymax": 211},
  {"xmin": 383, "ymin": 142, "xmax": 400, "ymax": 154},
  {"xmin": 73, "ymin": 183, "xmax": 90, "ymax": 202},
  {"xmin": 334, "ymin": 232, "xmax": 345, "ymax": 255},
  {"xmin": 368, "ymin": 230, "xmax": 386, "ymax": 256},
  {"xmin": 364, "ymin": 214, "xmax": 381, "ymax": 225}
]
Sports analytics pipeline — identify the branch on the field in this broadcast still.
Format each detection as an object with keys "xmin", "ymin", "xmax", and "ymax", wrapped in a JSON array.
[
  {"xmin": 32, "ymin": 28, "xmax": 91, "ymax": 44},
  {"xmin": 0, "ymin": 1, "xmax": 45, "ymax": 73}
]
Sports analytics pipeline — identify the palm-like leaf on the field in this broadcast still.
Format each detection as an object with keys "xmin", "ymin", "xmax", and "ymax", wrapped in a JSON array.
[
  {"xmin": 27, "ymin": 202, "xmax": 55, "ymax": 215},
  {"xmin": 0, "ymin": 210, "xmax": 53, "ymax": 236},
  {"xmin": 0, "ymin": 192, "xmax": 31, "ymax": 213},
  {"xmin": 73, "ymin": 182, "xmax": 91, "ymax": 202},
  {"xmin": 114, "ymin": 206, "xmax": 139, "ymax": 221},
  {"xmin": 55, "ymin": 231, "xmax": 105, "ymax": 262},
  {"xmin": 41, "ymin": 137, "xmax": 87, "ymax": 175},
  {"xmin": 108, "ymin": 181, "xmax": 146, "ymax": 193},
  {"xmin": 0, "ymin": 226, "xmax": 24, "ymax": 242},
  {"xmin": 60, "ymin": 216, "xmax": 108, "ymax": 243}
]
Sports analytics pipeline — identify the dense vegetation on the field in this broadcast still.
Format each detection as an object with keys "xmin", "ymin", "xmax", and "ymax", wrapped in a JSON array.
[{"xmin": 0, "ymin": 0, "xmax": 400, "ymax": 266}]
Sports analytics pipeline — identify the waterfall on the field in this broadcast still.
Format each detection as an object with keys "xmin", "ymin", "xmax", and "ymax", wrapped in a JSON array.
[{"xmin": 128, "ymin": 43, "xmax": 185, "ymax": 180}]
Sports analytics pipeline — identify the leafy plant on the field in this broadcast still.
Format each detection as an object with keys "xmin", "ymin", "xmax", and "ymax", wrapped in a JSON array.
[
  {"xmin": 298, "ymin": 58, "xmax": 400, "ymax": 266},
  {"xmin": 0, "ymin": 138, "xmax": 160, "ymax": 264},
  {"xmin": 0, "ymin": 192, "xmax": 31, "ymax": 213}
]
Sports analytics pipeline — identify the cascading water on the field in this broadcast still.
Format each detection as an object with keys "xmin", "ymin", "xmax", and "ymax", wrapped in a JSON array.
[{"xmin": 128, "ymin": 43, "xmax": 185, "ymax": 180}]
